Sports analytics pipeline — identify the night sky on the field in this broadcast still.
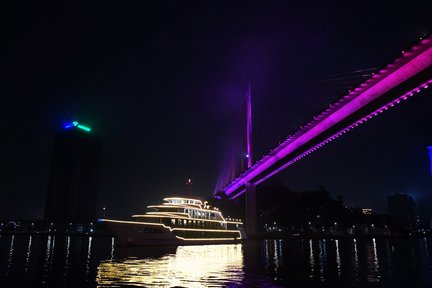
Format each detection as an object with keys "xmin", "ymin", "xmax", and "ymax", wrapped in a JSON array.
[{"xmin": 5, "ymin": 1, "xmax": 432, "ymax": 219}]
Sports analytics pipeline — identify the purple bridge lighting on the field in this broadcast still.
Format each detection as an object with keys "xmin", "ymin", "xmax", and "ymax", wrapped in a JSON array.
[
  {"xmin": 246, "ymin": 82, "xmax": 253, "ymax": 169},
  {"xmin": 218, "ymin": 34, "xmax": 432, "ymax": 199},
  {"xmin": 427, "ymin": 146, "xmax": 432, "ymax": 176}
]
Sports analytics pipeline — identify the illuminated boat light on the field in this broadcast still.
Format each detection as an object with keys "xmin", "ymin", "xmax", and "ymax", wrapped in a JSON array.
[
  {"xmin": 99, "ymin": 219, "xmax": 242, "ymax": 240},
  {"xmin": 132, "ymin": 214, "xmax": 243, "ymax": 224},
  {"xmin": 178, "ymin": 237, "xmax": 242, "ymax": 241},
  {"xmin": 147, "ymin": 204, "xmax": 223, "ymax": 213},
  {"xmin": 100, "ymin": 196, "xmax": 244, "ymax": 244}
]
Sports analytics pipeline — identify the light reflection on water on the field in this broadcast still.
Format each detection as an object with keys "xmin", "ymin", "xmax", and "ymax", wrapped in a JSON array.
[
  {"xmin": 86, "ymin": 236, "xmax": 93, "ymax": 276},
  {"xmin": 0, "ymin": 235, "xmax": 432, "ymax": 287},
  {"xmin": 24, "ymin": 236, "xmax": 32, "ymax": 274},
  {"xmin": 96, "ymin": 244, "xmax": 244, "ymax": 287},
  {"xmin": 6, "ymin": 235, "xmax": 14, "ymax": 275},
  {"xmin": 309, "ymin": 239, "xmax": 315, "ymax": 278},
  {"xmin": 63, "ymin": 236, "xmax": 70, "ymax": 285},
  {"xmin": 335, "ymin": 239, "xmax": 341, "ymax": 278},
  {"xmin": 318, "ymin": 239, "xmax": 327, "ymax": 282}
]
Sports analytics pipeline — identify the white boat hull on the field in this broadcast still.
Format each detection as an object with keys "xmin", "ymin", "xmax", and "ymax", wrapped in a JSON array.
[{"xmin": 102, "ymin": 220, "xmax": 244, "ymax": 246}]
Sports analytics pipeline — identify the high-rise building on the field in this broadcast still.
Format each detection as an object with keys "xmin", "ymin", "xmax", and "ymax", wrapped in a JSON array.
[
  {"xmin": 387, "ymin": 193, "xmax": 418, "ymax": 230},
  {"xmin": 45, "ymin": 121, "xmax": 101, "ymax": 225},
  {"xmin": 362, "ymin": 208, "xmax": 372, "ymax": 215}
]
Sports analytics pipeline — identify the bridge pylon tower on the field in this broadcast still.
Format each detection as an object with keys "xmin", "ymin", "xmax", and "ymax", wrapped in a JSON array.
[{"xmin": 244, "ymin": 83, "xmax": 257, "ymax": 235}]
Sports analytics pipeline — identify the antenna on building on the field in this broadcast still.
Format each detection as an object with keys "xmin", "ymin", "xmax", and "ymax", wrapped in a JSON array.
[{"xmin": 185, "ymin": 178, "xmax": 193, "ymax": 195}]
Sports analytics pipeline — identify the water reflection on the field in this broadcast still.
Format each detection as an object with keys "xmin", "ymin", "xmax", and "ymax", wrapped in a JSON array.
[
  {"xmin": 6, "ymin": 235, "xmax": 14, "ymax": 275},
  {"xmin": 365, "ymin": 238, "xmax": 380, "ymax": 282},
  {"xmin": 63, "ymin": 236, "xmax": 70, "ymax": 285},
  {"xmin": 42, "ymin": 235, "xmax": 53, "ymax": 285},
  {"xmin": 318, "ymin": 239, "xmax": 326, "ymax": 281},
  {"xmin": 264, "ymin": 239, "xmax": 269, "ymax": 266},
  {"xmin": 1, "ymin": 235, "xmax": 432, "ymax": 287},
  {"xmin": 273, "ymin": 239, "xmax": 280, "ymax": 271},
  {"xmin": 423, "ymin": 238, "xmax": 431, "ymax": 270},
  {"xmin": 352, "ymin": 238, "xmax": 359, "ymax": 281},
  {"xmin": 97, "ymin": 244, "xmax": 244, "ymax": 287},
  {"xmin": 110, "ymin": 237, "xmax": 115, "ymax": 261},
  {"xmin": 86, "ymin": 236, "xmax": 93, "ymax": 275},
  {"xmin": 335, "ymin": 239, "xmax": 341, "ymax": 278},
  {"xmin": 309, "ymin": 239, "xmax": 314, "ymax": 278},
  {"xmin": 44, "ymin": 236, "xmax": 53, "ymax": 273},
  {"xmin": 372, "ymin": 238, "xmax": 379, "ymax": 275},
  {"xmin": 25, "ymin": 236, "xmax": 32, "ymax": 274}
]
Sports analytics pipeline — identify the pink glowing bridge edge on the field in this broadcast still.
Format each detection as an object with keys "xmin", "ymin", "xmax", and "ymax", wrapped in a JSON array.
[{"xmin": 220, "ymin": 35, "xmax": 432, "ymax": 199}]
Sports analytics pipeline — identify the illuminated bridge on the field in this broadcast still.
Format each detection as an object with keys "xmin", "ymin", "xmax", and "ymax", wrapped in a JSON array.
[{"xmin": 215, "ymin": 34, "xmax": 432, "ymax": 233}]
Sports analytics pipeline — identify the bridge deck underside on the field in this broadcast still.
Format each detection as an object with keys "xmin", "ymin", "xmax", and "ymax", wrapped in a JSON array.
[{"xmin": 220, "ymin": 35, "xmax": 432, "ymax": 199}]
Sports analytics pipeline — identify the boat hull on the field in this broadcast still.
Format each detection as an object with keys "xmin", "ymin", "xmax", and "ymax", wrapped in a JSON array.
[{"xmin": 101, "ymin": 220, "xmax": 244, "ymax": 246}]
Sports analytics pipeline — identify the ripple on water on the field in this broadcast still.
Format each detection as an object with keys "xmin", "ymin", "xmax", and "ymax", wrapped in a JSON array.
[{"xmin": 96, "ymin": 244, "xmax": 244, "ymax": 287}]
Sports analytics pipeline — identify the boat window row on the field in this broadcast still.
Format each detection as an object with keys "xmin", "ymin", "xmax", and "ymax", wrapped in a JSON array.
[
  {"xmin": 168, "ymin": 199, "xmax": 201, "ymax": 205},
  {"xmin": 184, "ymin": 208, "xmax": 218, "ymax": 220},
  {"xmin": 169, "ymin": 218, "xmax": 227, "ymax": 229},
  {"xmin": 135, "ymin": 227, "xmax": 163, "ymax": 233}
]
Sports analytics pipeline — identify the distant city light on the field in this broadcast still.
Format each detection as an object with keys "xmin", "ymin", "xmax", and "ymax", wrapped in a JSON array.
[
  {"xmin": 362, "ymin": 208, "xmax": 372, "ymax": 215},
  {"xmin": 77, "ymin": 124, "xmax": 91, "ymax": 132},
  {"xmin": 63, "ymin": 121, "xmax": 91, "ymax": 132}
]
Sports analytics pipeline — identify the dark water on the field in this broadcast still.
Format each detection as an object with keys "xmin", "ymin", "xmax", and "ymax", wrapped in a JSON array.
[{"xmin": 0, "ymin": 234, "xmax": 431, "ymax": 287}]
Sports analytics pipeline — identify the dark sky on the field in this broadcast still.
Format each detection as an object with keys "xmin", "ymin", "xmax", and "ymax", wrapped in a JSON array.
[{"xmin": 5, "ymin": 1, "xmax": 432, "ymax": 219}]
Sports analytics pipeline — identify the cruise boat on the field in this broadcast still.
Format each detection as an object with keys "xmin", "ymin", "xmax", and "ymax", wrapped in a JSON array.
[{"xmin": 99, "ymin": 197, "xmax": 246, "ymax": 246}]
